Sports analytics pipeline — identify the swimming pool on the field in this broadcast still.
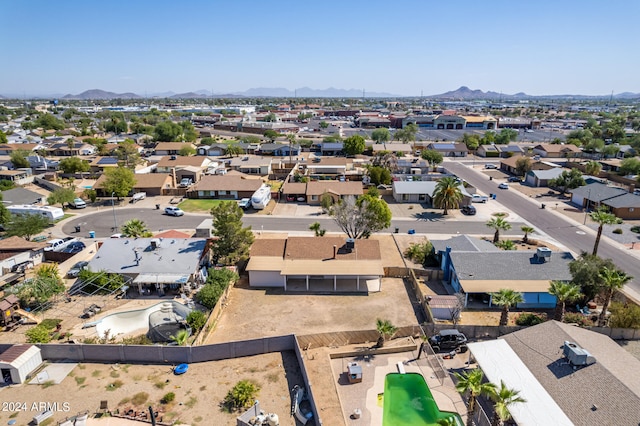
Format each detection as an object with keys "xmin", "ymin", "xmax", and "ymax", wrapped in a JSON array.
[{"xmin": 383, "ymin": 373, "xmax": 463, "ymax": 426}]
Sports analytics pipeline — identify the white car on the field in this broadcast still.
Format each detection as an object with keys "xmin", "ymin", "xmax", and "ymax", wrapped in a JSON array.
[
  {"xmin": 164, "ymin": 206, "xmax": 184, "ymax": 217},
  {"xmin": 498, "ymin": 183, "xmax": 509, "ymax": 189}
]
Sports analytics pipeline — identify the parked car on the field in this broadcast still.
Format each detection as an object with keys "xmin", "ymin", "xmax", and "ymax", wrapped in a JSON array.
[
  {"xmin": 498, "ymin": 183, "xmax": 509, "ymax": 189},
  {"xmin": 179, "ymin": 178, "xmax": 193, "ymax": 188},
  {"xmin": 471, "ymin": 194, "xmax": 488, "ymax": 203},
  {"xmin": 165, "ymin": 206, "xmax": 184, "ymax": 217},
  {"xmin": 69, "ymin": 198, "xmax": 86, "ymax": 209},
  {"xmin": 131, "ymin": 192, "xmax": 146, "ymax": 202},
  {"xmin": 428, "ymin": 329, "xmax": 468, "ymax": 353},
  {"xmin": 67, "ymin": 261, "xmax": 89, "ymax": 278},
  {"xmin": 508, "ymin": 176, "xmax": 521, "ymax": 182},
  {"xmin": 44, "ymin": 238, "xmax": 66, "ymax": 251},
  {"xmin": 461, "ymin": 205, "xmax": 477, "ymax": 215},
  {"xmin": 60, "ymin": 241, "xmax": 86, "ymax": 254},
  {"xmin": 238, "ymin": 198, "xmax": 251, "ymax": 210},
  {"xmin": 484, "ymin": 164, "xmax": 497, "ymax": 169}
]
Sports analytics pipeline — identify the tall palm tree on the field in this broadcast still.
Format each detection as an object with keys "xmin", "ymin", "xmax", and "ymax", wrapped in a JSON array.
[
  {"xmin": 492, "ymin": 289, "xmax": 524, "ymax": 326},
  {"xmin": 548, "ymin": 281, "xmax": 583, "ymax": 322},
  {"xmin": 121, "ymin": 219, "xmax": 152, "ymax": 238},
  {"xmin": 486, "ymin": 216, "xmax": 512, "ymax": 243},
  {"xmin": 520, "ymin": 226, "xmax": 535, "ymax": 244},
  {"xmin": 433, "ymin": 177, "xmax": 463, "ymax": 215},
  {"xmin": 454, "ymin": 369, "xmax": 496, "ymax": 426},
  {"xmin": 589, "ymin": 207, "xmax": 622, "ymax": 255},
  {"xmin": 597, "ymin": 267, "xmax": 632, "ymax": 327},
  {"xmin": 375, "ymin": 319, "xmax": 397, "ymax": 348},
  {"xmin": 584, "ymin": 160, "xmax": 602, "ymax": 177},
  {"xmin": 490, "ymin": 381, "xmax": 526, "ymax": 426}
]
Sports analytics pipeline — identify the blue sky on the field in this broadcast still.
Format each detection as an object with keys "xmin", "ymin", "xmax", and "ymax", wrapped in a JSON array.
[{"xmin": 1, "ymin": 0, "xmax": 638, "ymax": 97}]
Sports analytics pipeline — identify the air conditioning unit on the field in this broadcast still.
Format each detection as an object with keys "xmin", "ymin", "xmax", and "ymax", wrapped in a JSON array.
[
  {"xmin": 563, "ymin": 341, "xmax": 596, "ymax": 366},
  {"xmin": 536, "ymin": 247, "xmax": 552, "ymax": 262},
  {"xmin": 345, "ymin": 238, "xmax": 355, "ymax": 251}
]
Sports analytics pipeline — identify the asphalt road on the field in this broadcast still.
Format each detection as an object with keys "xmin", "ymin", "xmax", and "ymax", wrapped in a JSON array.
[
  {"xmin": 61, "ymin": 207, "xmax": 526, "ymax": 238},
  {"xmin": 445, "ymin": 161, "xmax": 640, "ymax": 299}
]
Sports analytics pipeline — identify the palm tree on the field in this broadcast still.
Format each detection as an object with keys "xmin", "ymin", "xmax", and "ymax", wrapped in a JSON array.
[
  {"xmin": 490, "ymin": 381, "xmax": 526, "ymax": 426},
  {"xmin": 492, "ymin": 289, "xmax": 524, "ymax": 326},
  {"xmin": 584, "ymin": 160, "xmax": 602, "ymax": 177},
  {"xmin": 548, "ymin": 281, "xmax": 582, "ymax": 322},
  {"xmin": 589, "ymin": 207, "xmax": 622, "ymax": 255},
  {"xmin": 454, "ymin": 369, "xmax": 496, "ymax": 426},
  {"xmin": 433, "ymin": 177, "xmax": 463, "ymax": 215},
  {"xmin": 597, "ymin": 267, "xmax": 632, "ymax": 327},
  {"xmin": 486, "ymin": 215, "xmax": 512, "ymax": 243},
  {"xmin": 121, "ymin": 219, "xmax": 152, "ymax": 238},
  {"xmin": 520, "ymin": 226, "xmax": 535, "ymax": 244},
  {"xmin": 226, "ymin": 144, "xmax": 243, "ymax": 157},
  {"xmin": 170, "ymin": 329, "xmax": 190, "ymax": 346},
  {"xmin": 375, "ymin": 319, "xmax": 397, "ymax": 348}
]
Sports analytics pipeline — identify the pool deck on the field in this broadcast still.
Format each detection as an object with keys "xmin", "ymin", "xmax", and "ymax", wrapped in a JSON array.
[{"xmin": 330, "ymin": 343, "xmax": 467, "ymax": 425}]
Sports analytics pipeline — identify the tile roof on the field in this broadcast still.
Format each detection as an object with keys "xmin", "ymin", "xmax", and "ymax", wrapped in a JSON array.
[
  {"xmin": 501, "ymin": 321, "xmax": 640, "ymax": 425},
  {"xmin": 154, "ymin": 142, "xmax": 196, "ymax": 151},
  {"xmin": 281, "ymin": 182, "xmax": 308, "ymax": 195},
  {"xmin": 534, "ymin": 143, "xmax": 581, "ymax": 153},
  {"xmin": 157, "ymin": 155, "xmax": 210, "ymax": 168}
]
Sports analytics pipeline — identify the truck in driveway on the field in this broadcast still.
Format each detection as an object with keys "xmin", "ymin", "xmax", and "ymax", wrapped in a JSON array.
[{"xmin": 471, "ymin": 194, "xmax": 488, "ymax": 203}]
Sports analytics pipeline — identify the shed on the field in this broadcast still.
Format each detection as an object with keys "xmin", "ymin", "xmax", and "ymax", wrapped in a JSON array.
[
  {"xmin": 0, "ymin": 344, "xmax": 43, "ymax": 384},
  {"xmin": 426, "ymin": 295, "xmax": 461, "ymax": 320}
]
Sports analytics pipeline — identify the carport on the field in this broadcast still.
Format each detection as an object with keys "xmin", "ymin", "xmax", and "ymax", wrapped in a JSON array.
[{"xmin": 281, "ymin": 259, "xmax": 383, "ymax": 292}]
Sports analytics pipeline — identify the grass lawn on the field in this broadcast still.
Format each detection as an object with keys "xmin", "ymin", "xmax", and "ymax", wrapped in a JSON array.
[
  {"xmin": 55, "ymin": 213, "xmax": 75, "ymax": 222},
  {"xmin": 178, "ymin": 199, "xmax": 232, "ymax": 212}
]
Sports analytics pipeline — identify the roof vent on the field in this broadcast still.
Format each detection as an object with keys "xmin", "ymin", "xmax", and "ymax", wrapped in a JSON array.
[
  {"xmin": 536, "ymin": 247, "xmax": 552, "ymax": 262},
  {"xmin": 150, "ymin": 239, "xmax": 159, "ymax": 250},
  {"xmin": 563, "ymin": 341, "xmax": 596, "ymax": 367}
]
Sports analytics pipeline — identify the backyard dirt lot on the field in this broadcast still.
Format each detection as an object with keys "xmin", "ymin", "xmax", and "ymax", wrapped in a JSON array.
[
  {"xmin": 205, "ymin": 277, "xmax": 420, "ymax": 344},
  {"xmin": 0, "ymin": 352, "xmax": 303, "ymax": 426}
]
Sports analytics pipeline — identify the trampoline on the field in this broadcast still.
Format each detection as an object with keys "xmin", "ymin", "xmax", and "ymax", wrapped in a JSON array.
[{"xmin": 174, "ymin": 364, "xmax": 188, "ymax": 375}]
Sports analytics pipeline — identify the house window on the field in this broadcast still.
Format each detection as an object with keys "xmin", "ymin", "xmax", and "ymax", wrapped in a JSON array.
[
  {"xmin": 219, "ymin": 190, "xmax": 226, "ymax": 195},
  {"xmin": 311, "ymin": 195, "xmax": 318, "ymax": 201},
  {"xmin": 630, "ymin": 208, "xmax": 635, "ymax": 212},
  {"xmin": 198, "ymin": 191, "xmax": 204, "ymax": 197},
  {"xmin": 418, "ymin": 194, "xmax": 426, "ymax": 201},
  {"xmin": 402, "ymin": 194, "xmax": 408, "ymax": 201}
]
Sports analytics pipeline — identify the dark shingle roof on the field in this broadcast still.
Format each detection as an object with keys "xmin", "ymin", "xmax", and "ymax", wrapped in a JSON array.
[
  {"xmin": 501, "ymin": 321, "xmax": 640, "ymax": 425},
  {"xmin": 603, "ymin": 192, "xmax": 640, "ymax": 208},
  {"xmin": 569, "ymin": 182, "xmax": 627, "ymax": 202},
  {"xmin": 449, "ymin": 251, "xmax": 574, "ymax": 281}
]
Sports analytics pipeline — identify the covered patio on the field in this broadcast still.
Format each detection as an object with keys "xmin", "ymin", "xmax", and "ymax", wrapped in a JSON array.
[{"xmin": 132, "ymin": 274, "xmax": 191, "ymax": 296}]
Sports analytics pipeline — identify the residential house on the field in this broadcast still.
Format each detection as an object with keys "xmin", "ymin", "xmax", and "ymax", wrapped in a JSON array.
[
  {"xmin": 1, "ymin": 187, "xmax": 43, "ymax": 205},
  {"xmin": 371, "ymin": 143, "xmax": 412, "ymax": 156},
  {"xmin": 396, "ymin": 158, "xmax": 431, "ymax": 175},
  {"xmin": 89, "ymin": 156, "xmax": 120, "ymax": 174},
  {"xmin": 532, "ymin": 143, "xmax": 581, "ymax": 158},
  {"xmin": 305, "ymin": 181, "xmax": 363, "ymax": 205},
  {"xmin": 246, "ymin": 236, "xmax": 383, "ymax": 292},
  {"xmin": 392, "ymin": 181, "xmax": 471, "ymax": 205},
  {"xmin": 227, "ymin": 156, "xmax": 272, "ymax": 175},
  {"xmin": 93, "ymin": 173, "xmax": 173, "ymax": 197},
  {"xmin": 154, "ymin": 142, "xmax": 196, "ymax": 156},
  {"xmin": 614, "ymin": 144, "xmax": 636, "ymax": 159},
  {"xmin": 186, "ymin": 174, "xmax": 263, "ymax": 199},
  {"xmin": 197, "ymin": 143, "xmax": 228, "ymax": 157},
  {"xmin": 497, "ymin": 144, "xmax": 525, "ymax": 157},
  {"xmin": 0, "ymin": 169, "xmax": 32, "ymax": 185},
  {"xmin": 0, "ymin": 143, "xmax": 41, "ymax": 156},
  {"xmin": 0, "ymin": 236, "xmax": 48, "ymax": 275},
  {"xmin": 318, "ymin": 141, "xmax": 343, "ymax": 156},
  {"xmin": 155, "ymin": 155, "xmax": 212, "ymax": 183},
  {"xmin": 570, "ymin": 182, "xmax": 640, "ymax": 219},
  {"xmin": 258, "ymin": 143, "xmax": 301, "ymax": 157},
  {"xmin": 433, "ymin": 235, "xmax": 573, "ymax": 308},
  {"xmin": 47, "ymin": 142, "xmax": 96, "ymax": 156},
  {"xmin": 87, "ymin": 237, "xmax": 210, "ymax": 296},
  {"xmin": 499, "ymin": 156, "xmax": 555, "ymax": 175},
  {"xmin": 467, "ymin": 321, "xmax": 640, "ymax": 425},
  {"xmin": 305, "ymin": 158, "xmax": 353, "ymax": 180},
  {"xmin": 525, "ymin": 168, "xmax": 565, "ymax": 187},
  {"xmin": 281, "ymin": 182, "xmax": 308, "ymax": 201},
  {"xmin": 425, "ymin": 143, "xmax": 468, "ymax": 157},
  {"xmin": 477, "ymin": 144, "xmax": 500, "ymax": 158}
]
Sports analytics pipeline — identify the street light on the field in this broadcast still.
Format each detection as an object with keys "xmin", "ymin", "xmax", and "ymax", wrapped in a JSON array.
[{"xmin": 111, "ymin": 191, "xmax": 118, "ymax": 231}]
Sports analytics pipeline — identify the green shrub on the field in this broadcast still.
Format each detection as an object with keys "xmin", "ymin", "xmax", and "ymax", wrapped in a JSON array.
[
  {"xmin": 106, "ymin": 380, "xmax": 123, "ymax": 391},
  {"xmin": 186, "ymin": 310, "xmax": 207, "ymax": 331},
  {"xmin": 222, "ymin": 380, "xmax": 259, "ymax": 412},
  {"xmin": 563, "ymin": 312, "xmax": 592, "ymax": 327},
  {"xmin": 515, "ymin": 313, "xmax": 545, "ymax": 326},
  {"xmin": 612, "ymin": 228, "xmax": 623, "ymax": 234},
  {"xmin": 161, "ymin": 392, "xmax": 176, "ymax": 404},
  {"xmin": 609, "ymin": 301, "xmax": 640, "ymax": 329},
  {"xmin": 26, "ymin": 326, "xmax": 51, "ymax": 343},
  {"xmin": 631, "ymin": 226, "xmax": 640, "ymax": 234},
  {"xmin": 40, "ymin": 319, "xmax": 62, "ymax": 330}
]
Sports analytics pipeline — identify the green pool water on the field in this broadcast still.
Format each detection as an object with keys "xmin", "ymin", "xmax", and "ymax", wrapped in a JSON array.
[{"xmin": 383, "ymin": 373, "xmax": 463, "ymax": 426}]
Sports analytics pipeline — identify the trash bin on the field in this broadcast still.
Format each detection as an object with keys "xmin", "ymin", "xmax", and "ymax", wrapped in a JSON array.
[
  {"xmin": 156, "ymin": 204, "xmax": 160, "ymax": 210},
  {"xmin": 489, "ymin": 193, "xmax": 494, "ymax": 198},
  {"xmin": 75, "ymin": 225, "xmax": 81, "ymax": 233},
  {"xmin": 89, "ymin": 231, "xmax": 95, "ymax": 238},
  {"xmin": 541, "ymin": 203, "xmax": 546, "ymax": 209},
  {"xmin": 489, "ymin": 176, "xmax": 493, "ymax": 181},
  {"xmin": 394, "ymin": 227, "xmax": 399, "ymax": 234},
  {"xmin": 492, "ymin": 194, "xmax": 497, "ymax": 199},
  {"xmin": 408, "ymin": 229, "xmax": 416, "ymax": 235}
]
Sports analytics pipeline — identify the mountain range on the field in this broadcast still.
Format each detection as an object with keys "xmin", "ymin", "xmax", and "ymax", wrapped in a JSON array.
[{"xmin": 3, "ymin": 86, "xmax": 639, "ymax": 100}]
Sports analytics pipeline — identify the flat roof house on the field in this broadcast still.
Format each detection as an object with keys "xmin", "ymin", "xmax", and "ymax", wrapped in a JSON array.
[
  {"xmin": 187, "ymin": 174, "xmax": 263, "ymax": 199},
  {"xmin": 425, "ymin": 143, "xmax": 468, "ymax": 157},
  {"xmin": 246, "ymin": 237, "xmax": 383, "ymax": 292},
  {"xmin": 532, "ymin": 143, "xmax": 581, "ymax": 158}
]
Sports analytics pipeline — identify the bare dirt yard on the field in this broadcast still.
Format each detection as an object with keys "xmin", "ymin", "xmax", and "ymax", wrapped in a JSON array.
[
  {"xmin": 206, "ymin": 277, "xmax": 420, "ymax": 344},
  {"xmin": 0, "ymin": 351, "xmax": 303, "ymax": 426}
]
